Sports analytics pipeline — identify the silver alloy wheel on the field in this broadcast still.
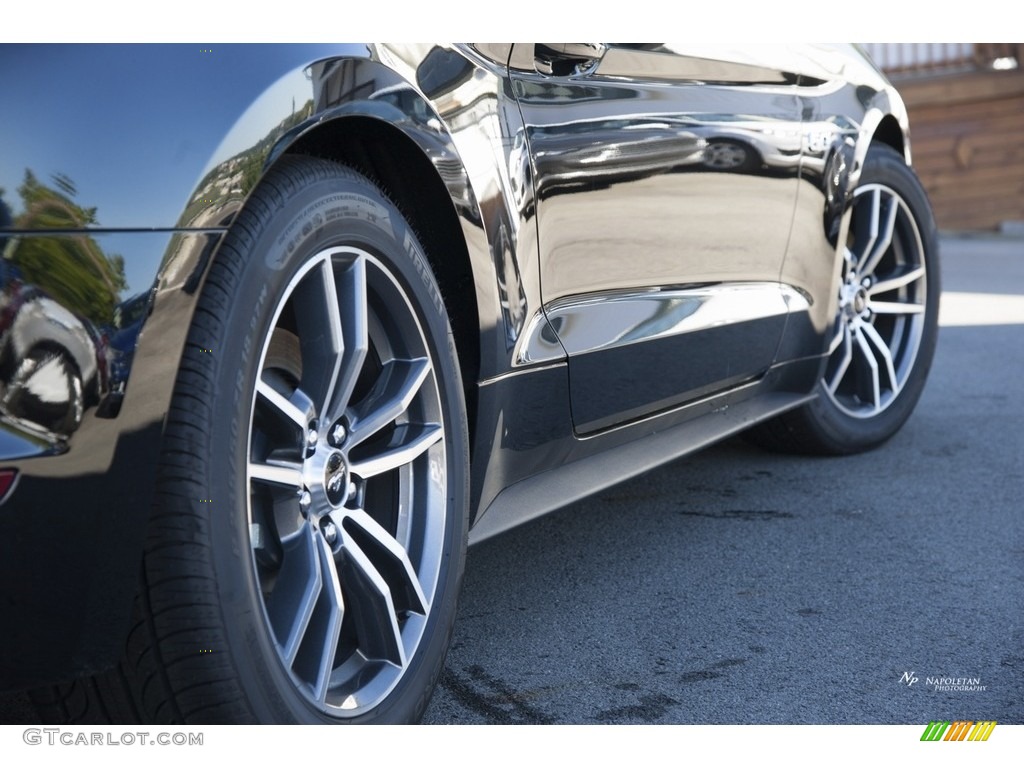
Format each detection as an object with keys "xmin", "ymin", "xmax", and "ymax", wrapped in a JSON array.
[
  {"xmin": 823, "ymin": 182, "xmax": 928, "ymax": 419},
  {"xmin": 245, "ymin": 245, "xmax": 446, "ymax": 717}
]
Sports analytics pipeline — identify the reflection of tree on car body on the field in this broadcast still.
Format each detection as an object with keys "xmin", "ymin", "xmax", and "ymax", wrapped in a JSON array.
[
  {"xmin": 6, "ymin": 170, "xmax": 126, "ymax": 326},
  {"xmin": 0, "ymin": 172, "xmax": 125, "ymax": 440}
]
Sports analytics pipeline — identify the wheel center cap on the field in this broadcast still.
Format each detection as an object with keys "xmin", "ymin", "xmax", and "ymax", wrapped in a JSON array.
[{"xmin": 324, "ymin": 452, "xmax": 348, "ymax": 505}]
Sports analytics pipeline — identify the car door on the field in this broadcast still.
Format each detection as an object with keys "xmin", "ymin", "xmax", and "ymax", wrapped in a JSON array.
[{"xmin": 509, "ymin": 44, "xmax": 806, "ymax": 433}]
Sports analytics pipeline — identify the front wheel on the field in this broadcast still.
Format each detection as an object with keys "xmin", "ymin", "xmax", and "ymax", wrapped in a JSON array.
[
  {"xmin": 750, "ymin": 144, "xmax": 940, "ymax": 455},
  {"xmin": 201, "ymin": 158, "xmax": 469, "ymax": 722},
  {"xmin": 36, "ymin": 157, "xmax": 469, "ymax": 724}
]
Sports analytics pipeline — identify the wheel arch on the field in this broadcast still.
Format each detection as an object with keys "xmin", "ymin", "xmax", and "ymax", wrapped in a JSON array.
[
  {"xmin": 176, "ymin": 48, "xmax": 528, "ymax": 539},
  {"xmin": 827, "ymin": 94, "xmax": 914, "ymax": 281},
  {"xmin": 272, "ymin": 115, "xmax": 482, "ymax": 440},
  {"xmin": 849, "ymin": 89, "xmax": 913, "ymax": 191},
  {"xmin": 871, "ymin": 113, "xmax": 906, "ymax": 161}
]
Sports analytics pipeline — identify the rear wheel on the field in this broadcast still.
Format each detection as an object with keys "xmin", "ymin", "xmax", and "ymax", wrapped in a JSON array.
[{"xmin": 749, "ymin": 144, "xmax": 939, "ymax": 454}]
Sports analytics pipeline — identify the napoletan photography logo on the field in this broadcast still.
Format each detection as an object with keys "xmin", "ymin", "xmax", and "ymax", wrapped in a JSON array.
[{"xmin": 900, "ymin": 671, "xmax": 987, "ymax": 692}]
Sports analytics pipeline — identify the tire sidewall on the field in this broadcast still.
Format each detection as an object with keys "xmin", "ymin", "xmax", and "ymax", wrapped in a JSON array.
[{"xmin": 200, "ymin": 159, "xmax": 468, "ymax": 724}]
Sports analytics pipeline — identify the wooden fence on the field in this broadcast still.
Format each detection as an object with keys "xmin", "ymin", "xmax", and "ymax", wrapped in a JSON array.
[{"xmin": 863, "ymin": 43, "xmax": 1024, "ymax": 231}]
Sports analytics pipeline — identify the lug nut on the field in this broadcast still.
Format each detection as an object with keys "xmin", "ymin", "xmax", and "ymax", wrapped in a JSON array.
[
  {"xmin": 323, "ymin": 521, "xmax": 338, "ymax": 544},
  {"xmin": 307, "ymin": 428, "xmax": 318, "ymax": 447},
  {"xmin": 329, "ymin": 422, "xmax": 347, "ymax": 447},
  {"xmin": 299, "ymin": 489, "xmax": 312, "ymax": 514}
]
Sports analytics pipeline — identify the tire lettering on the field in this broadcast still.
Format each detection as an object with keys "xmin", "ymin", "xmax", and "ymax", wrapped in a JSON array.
[{"xmin": 405, "ymin": 229, "xmax": 444, "ymax": 316}]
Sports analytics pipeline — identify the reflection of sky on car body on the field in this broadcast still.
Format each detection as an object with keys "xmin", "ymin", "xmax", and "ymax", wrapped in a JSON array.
[
  {"xmin": 202, "ymin": 66, "xmax": 316, "ymax": 174},
  {"xmin": 86, "ymin": 232, "xmax": 181, "ymax": 296},
  {"xmin": 0, "ymin": 44, "xmax": 343, "ymax": 229}
]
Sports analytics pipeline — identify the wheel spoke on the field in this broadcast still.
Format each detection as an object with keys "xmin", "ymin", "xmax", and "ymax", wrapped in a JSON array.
[
  {"xmin": 853, "ymin": 328, "xmax": 881, "ymax": 412},
  {"xmin": 256, "ymin": 379, "xmax": 315, "ymax": 432},
  {"xmin": 860, "ymin": 321, "xmax": 900, "ymax": 397},
  {"xmin": 344, "ymin": 508, "xmax": 428, "ymax": 614},
  {"xmin": 868, "ymin": 300, "xmax": 924, "ymax": 315},
  {"xmin": 266, "ymin": 525, "xmax": 321, "ymax": 666},
  {"xmin": 328, "ymin": 256, "xmax": 369, "ymax": 419},
  {"xmin": 292, "ymin": 258, "xmax": 344, "ymax": 420},
  {"xmin": 293, "ymin": 534, "xmax": 345, "ymax": 704},
  {"xmin": 868, "ymin": 265, "xmax": 925, "ymax": 296},
  {"xmin": 826, "ymin": 323, "xmax": 853, "ymax": 393},
  {"xmin": 826, "ymin": 318, "xmax": 846, "ymax": 356},
  {"xmin": 249, "ymin": 459, "xmax": 304, "ymax": 490},
  {"xmin": 349, "ymin": 423, "xmax": 442, "ymax": 479},
  {"xmin": 852, "ymin": 188, "xmax": 880, "ymax": 271},
  {"xmin": 858, "ymin": 189, "xmax": 898, "ymax": 279},
  {"xmin": 347, "ymin": 358, "xmax": 431, "ymax": 448},
  {"xmin": 338, "ymin": 527, "xmax": 406, "ymax": 667}
]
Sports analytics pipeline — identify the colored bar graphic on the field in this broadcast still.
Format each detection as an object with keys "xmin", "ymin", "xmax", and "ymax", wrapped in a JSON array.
[
  {"xmin": 921, "ymin": 721, "xmax": 950, "ymax": 741},
  {"xmin": 968, "ymin": 721, "xmax": 997, "ymax": 741},
  {"xmin": 944, "ymin": 721, "xmax": 972, "ymax": 741},
  {"xmin": 920, "ymin": 720, "xmax": 996, "ymax": 741}
]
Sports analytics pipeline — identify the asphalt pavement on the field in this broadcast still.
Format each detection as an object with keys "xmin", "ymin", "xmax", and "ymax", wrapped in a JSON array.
[
  {"xmin": 422, "ymin": 232, "xmax": 1024, "ymax": 723},
  {"xmin": 2, "ymin": 233, "xmax": 1021, "ymax": 725}
]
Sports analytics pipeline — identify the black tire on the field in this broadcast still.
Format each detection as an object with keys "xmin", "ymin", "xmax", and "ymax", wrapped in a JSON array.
[
  {"xmin": 34, "ymin": 156, "xmax": 469, "ymax": 723},
  {"xmin": 749, "ymin": 144, "xmax": 940, "ymax": 455}
]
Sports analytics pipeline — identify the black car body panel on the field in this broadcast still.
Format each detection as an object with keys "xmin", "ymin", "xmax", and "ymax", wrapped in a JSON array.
[{"xmin": 0, "ymin": 43, "xmax": 914, "ymax": 694}]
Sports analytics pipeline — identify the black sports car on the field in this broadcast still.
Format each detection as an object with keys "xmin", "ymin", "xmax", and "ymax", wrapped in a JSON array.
[{"xmin": 0, "ymin": 43, "xmax": 938, "ymax": 723}]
